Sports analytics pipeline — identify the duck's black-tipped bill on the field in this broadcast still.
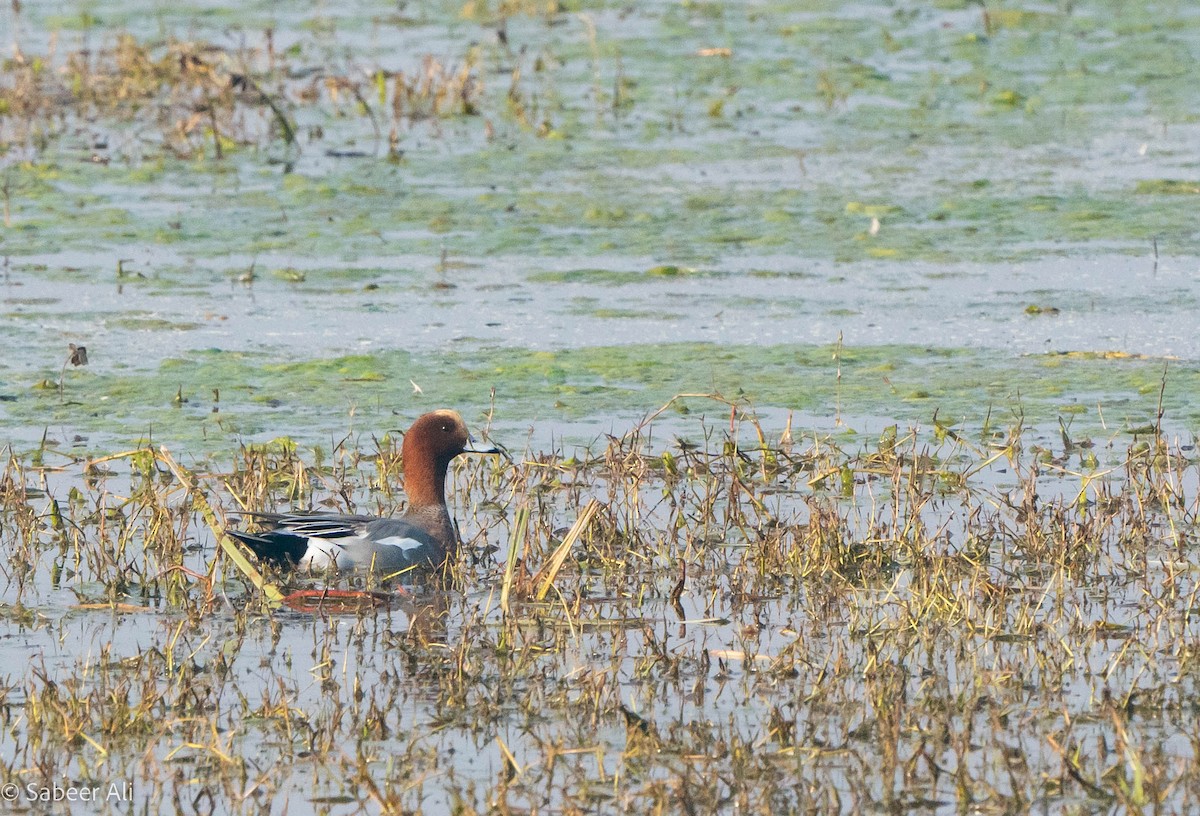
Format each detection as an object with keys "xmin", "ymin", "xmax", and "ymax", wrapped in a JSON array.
[{"xmin": 464, "ymin": 435, "xmax": 509, "ymax": 460}]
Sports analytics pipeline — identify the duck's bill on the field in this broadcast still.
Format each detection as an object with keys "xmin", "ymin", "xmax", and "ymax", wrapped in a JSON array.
[{"xmin": 464, "ymin": 435, "xmax": 508, "ymax": 458}]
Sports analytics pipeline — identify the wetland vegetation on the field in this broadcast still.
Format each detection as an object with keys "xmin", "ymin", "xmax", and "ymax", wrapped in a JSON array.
[
  {"xmin": 5, "ymin": 403, "xmax": 1200, "ymax": 812},
  {"xmin": 3, "ymin": 0, "xmax": 1200, "ymax": 812}
]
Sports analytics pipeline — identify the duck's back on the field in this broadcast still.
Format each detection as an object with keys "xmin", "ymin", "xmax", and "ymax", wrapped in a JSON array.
[{"xmin": 230, "ymin": 508, "xmax": 456, "ymax": 573}]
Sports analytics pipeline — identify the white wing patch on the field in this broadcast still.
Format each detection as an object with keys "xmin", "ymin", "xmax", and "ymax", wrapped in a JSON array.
[{"xmin": 373, "ymin": 535, "xmax": 426, "ymax": 553}]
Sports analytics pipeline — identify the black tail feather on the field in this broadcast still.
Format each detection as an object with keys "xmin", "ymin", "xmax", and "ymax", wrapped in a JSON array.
[{"xmin": 225, "ymin": 528, "xmax": 309, "ymax": 566}]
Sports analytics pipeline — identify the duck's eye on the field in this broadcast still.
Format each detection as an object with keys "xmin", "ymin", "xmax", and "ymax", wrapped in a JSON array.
[{"xmin": 441, "ymin": 423, "xmax": 452, "ymax": 433}]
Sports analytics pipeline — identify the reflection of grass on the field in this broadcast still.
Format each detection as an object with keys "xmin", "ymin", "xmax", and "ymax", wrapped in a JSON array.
[{"xmin": 2, "ymin": 396, "xmax": 1198, "ymax": 810}]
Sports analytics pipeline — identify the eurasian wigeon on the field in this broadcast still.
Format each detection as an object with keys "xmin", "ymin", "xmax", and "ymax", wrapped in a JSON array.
[{"xmin": 228, "ymin": 409, "xmax": 500, "ymax": 574}]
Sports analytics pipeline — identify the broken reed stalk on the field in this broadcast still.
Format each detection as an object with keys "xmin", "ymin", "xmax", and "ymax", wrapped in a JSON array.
[
  {"xmin": 156, "ymin": 445, "xmax": 285, "ymax": 604},
  {"xmin": 533, "ymin": 498, "xmax": 600, "ymax": 601}
]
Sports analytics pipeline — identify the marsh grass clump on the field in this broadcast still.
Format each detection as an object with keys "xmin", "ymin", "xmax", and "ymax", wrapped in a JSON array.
[
  {"xmin": 2, "ymin": 35, "xmax": 294, "ymax": 158},
  {"xmin": 0, "ymin": 31, "xmax": 497, "ymax": 163},
  {"xmin": 381, "ymin": 56, "xmax": 484, "ymax": 123},
  {"xmin": 2, "ymin": 404, "xmax": 1200, "ymax": 811}
]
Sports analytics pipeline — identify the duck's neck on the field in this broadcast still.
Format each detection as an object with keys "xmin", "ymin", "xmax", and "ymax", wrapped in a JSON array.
[
  {"xmin": 405, "ymin": 456, "xmax": 448, "ymax": 509},
  {"xmin": 404, "ymin": 453, "xmax": 459, "ymax": 548}
]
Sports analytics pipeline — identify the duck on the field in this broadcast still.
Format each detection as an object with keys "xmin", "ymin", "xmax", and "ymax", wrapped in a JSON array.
[{"xmin": 227, "ymin": 409, "xmax": 500, "ymax": 575}]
